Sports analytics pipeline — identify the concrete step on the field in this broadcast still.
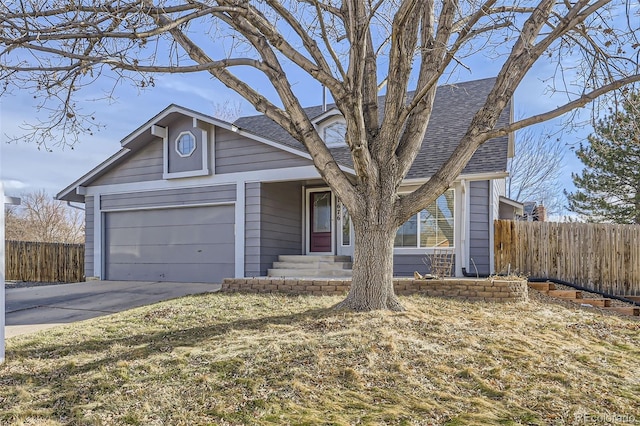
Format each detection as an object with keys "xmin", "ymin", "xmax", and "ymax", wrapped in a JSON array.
[
  {"xmin": 572, "ymin": 298, "xmax": 612, "ymax": 308},
  {"xmin": 267, "ymin": 268, "xmax": 353, "ymax": 278},
  {"xmin": 528, "ymin": 282, "xmax": 556, "ymax": 292},
  {"xmin": 277, "ymin": 255, "xmax": 352, "ymax": 263},
  {"xmin": 548, "ymin": 290, "xmax": 582, "ymax": 299},
  {"xmin": 273, "ymin": 261, "xmax": 352, "ymax": 270},
  {"xmin": 604, "ymin": 306, "xmax": 640, "ymax": 316}
]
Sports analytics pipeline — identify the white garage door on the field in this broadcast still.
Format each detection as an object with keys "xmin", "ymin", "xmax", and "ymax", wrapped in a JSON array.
[{"xmin": 104, "ymin": 205, "xmax": 235, "ymax": 283}]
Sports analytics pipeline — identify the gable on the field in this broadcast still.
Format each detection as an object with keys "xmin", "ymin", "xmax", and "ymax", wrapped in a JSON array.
[
  {"xmin": 58, "ymin": 105, "xmax": 317, "ymax": 201},
  {"xmin": 92, "ymin": 142, "xmax": 163, "ymax": 186},
  {"xmin": 215, "ymin": 128, "xmax": 312, "ymax": 174},
  {"xmin": 90, "ymin": 125, "xmax": 312, "ymax": 186}
]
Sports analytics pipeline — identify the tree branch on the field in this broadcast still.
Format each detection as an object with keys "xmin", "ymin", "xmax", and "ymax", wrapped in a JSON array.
[
  {"xmin": 313, "ymin": 0, "xmax": 347, "ymax": 81},
  {"xmin": 395, "ymin": 0, "xmax": 459, "ymax": 178},
  {"xmin": 216, "ymin": 0, "xmax": 345, "ymax": 99},
  {"xmin": 486, "ymin": 74, "xmax": 640, "ymax": 139},
  {"xmin": 2, "ymin": 6, "xmax": 240, "ymax": 43}
]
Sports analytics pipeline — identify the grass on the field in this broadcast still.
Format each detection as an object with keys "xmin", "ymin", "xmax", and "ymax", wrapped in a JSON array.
[{"xmin": 1, "ymin": 293, "xmax": 639, "ymax": 425}]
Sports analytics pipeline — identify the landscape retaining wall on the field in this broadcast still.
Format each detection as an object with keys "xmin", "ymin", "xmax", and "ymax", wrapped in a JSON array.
[{"xmin": 221, "ymin": 277, "xmax": 528, "ymax": 303}]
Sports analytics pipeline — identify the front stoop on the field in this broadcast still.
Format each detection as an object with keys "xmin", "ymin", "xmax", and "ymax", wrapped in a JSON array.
[
  {"xmin": 528, "ymin": 282, "xmax": 640, "ymax": 316},
  {"xmin": 267, "ymin": 255, "xmax": 353, "ymax": 278}
]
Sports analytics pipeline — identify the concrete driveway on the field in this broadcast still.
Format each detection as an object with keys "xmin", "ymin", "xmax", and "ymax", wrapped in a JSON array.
[{"xmin": 5, "ymin": 281, "xmax": 221, "ymax": 338}]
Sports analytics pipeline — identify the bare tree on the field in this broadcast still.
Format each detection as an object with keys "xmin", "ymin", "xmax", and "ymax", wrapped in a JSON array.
[
  {"xmin": 212, "ymin": 99, "xmax": 243, "ymax": 123},
  {"xmin": 3, "ymin": 205, "xmax": 22, "ymax": 241},
  {"xmin": 507, "ymin": 128, "xmax": 566, "ymax": 216},
  {"xmin": 1, "ymin": 0, "xmax": 639, "ymax": 310},
  {"xmin": 5, "ymin": 190, "xmax": 84, "ymax": 244}
]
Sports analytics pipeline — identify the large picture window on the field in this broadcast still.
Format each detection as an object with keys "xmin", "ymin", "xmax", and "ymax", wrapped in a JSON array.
[{"xmin": 394, "ymin": 190, "xmax": 454, "ymax": 248}]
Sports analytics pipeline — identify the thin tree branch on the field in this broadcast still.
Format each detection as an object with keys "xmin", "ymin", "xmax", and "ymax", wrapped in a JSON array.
[{"xmin": 486, "ymin": 74, "xmax": 640, "ymax": 139}]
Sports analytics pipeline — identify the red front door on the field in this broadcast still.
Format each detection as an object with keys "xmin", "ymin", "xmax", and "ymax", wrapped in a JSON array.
[{"xmin": 310, "ymin": 191, "xmax": 332, "ymax": 252}]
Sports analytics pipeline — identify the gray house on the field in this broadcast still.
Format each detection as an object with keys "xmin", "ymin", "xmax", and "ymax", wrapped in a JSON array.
[{"xmin": 58, "ymin": 77, "xmax": 516, "ymax": 283}]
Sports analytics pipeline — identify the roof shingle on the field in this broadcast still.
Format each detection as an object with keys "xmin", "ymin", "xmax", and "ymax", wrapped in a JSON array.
[{"xmin": 234, "ymin": 77, "xmax": 510, "ymax": 179}]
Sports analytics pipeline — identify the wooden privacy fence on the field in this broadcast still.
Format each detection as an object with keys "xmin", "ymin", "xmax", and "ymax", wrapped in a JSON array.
[
  {"xmin": 5, "ymin": 240, "xmax": 85, "ymax": 283},
  {"xmin": 495, "ymin": 220, "xmax": 640, "ymax": 296}
]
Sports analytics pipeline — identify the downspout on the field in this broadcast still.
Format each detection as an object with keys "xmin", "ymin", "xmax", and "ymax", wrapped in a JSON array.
[
  {"xmin": 528, "ymin": 277, "xmax": 640, "ymax": 307},
  {"xmin": 461, "ymin": 264, "xmax": 490, "ymax": 278},
  {"xmin": 460, "ymin": 179, "xmax": 467, "ymax": 275},
  {"xmin": 66, "ymin": 201, "xmax": 85, "ymax": 211}
]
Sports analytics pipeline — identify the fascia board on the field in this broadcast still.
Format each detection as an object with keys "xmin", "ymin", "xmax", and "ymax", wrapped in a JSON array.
[
  {"xmin": 56, "ymin": 148, "xmax": 130, "ymax": 201},
  {"xmin": 400, "ymin": 171, "xmax": 509, "ymax": 186}
]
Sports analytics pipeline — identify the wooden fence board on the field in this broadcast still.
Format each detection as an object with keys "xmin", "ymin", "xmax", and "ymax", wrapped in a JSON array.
[
  {"xmin": 494, "ymin": 220, "xmax": 640, "ymax": 296},
  {"xmin": 5, "ymin": 240, "xmax": 84, "ymax": 283}
]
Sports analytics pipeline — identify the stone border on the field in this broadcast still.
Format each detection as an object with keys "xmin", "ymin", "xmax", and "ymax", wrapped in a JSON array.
[{"xmin": 221, "ymin": 277, "xmax": 528, "ymax": 303}]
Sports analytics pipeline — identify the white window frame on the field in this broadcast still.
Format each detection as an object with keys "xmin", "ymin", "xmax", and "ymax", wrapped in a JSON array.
[
  {"xmin": 322, "ymin": 120, "xmax": 347, "ymax": 148},
  {"xmin": 394, "ymin": 189, "xmax": 456, "ymax": 252},
  {"xmin": 314, "ymin": 114, "xmax": 347, "ymax": 148},
  {"xmin": 156, "ymin": 119, "xmax": 211, "ymax": 180},
  {"xmin": 305, "ymin": 187, "xmax": 336, "ymax": 255},
  {"xmin": 338, "ymin": 200, "xmax": 352, "ymax": 247},
  {"xmin": 175, "ymin": 131, "xmax": 196, "ymax": 158}
]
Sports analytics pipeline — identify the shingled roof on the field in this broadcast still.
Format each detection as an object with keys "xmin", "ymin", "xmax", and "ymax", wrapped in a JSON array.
[{"xmin": 234, "ymin": 77, "xmax": 511, "ymax": 179}]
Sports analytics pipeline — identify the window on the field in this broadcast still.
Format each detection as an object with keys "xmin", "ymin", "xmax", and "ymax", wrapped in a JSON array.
[
  {"xmin": 312, "ymin": 192, "xmax": 332, "ymax": 233},
  {"xmin": 394, "ymin": 190, "xmax": 455, "ymax": 248},
  {"xmin": 175, "ymin": 131, "xmax": 196, "ymax": 157},
  {"xmin": 341, "ymin": 203, "xmax": 351, "ymax": 246},
  {"xmin": 323, "ymin": 121, "xmax": 347, "ymax": 147}
]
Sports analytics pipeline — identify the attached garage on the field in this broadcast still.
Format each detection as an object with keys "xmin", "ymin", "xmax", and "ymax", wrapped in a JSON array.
[{"xmin": 104, "ymin": 204, "xmax": 235, "ymax": 283}]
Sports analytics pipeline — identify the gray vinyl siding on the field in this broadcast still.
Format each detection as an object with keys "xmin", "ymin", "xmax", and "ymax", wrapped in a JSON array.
[
  {"xmin": 215, "ymin": 128, "xmax": 312, "ymax": 174},
  {"xmin": 393, "ymin": 254, "xmax": 456, "ymax": 277},
  {"xmin": 92, "ymin": 141, "xmax": 163, "ymax": 186},
  {"xmin": 245, "ymin": 182, "xmax": 261, "ymax": 277},
  {"xmin": 469, "ymin": 180, "xmax": 491, "ymax": 275},
  {"xmin": 85, "ymin": 196, "xmax": 95, "ymax": 278},
  {"xmin": 100, "ymin": 185, "xmax": 235, "ymax": 210},
  {"xmin": 260, "ymin": 182, "xmax": 303, "ymax": 274},
  {"xmin": 393, "ymin": 254, "xmax": 425, "ymax": 277},
  {"xmin": 167, "ymin": 115, "xmax": 206, "ymax": 174},
  {"xmin": 244, "ymin": 181, "xmax": 303, "ymax": 276}
]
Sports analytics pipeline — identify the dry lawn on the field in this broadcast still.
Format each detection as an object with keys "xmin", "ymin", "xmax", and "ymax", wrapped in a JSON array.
[{"xmin": 1, "ymin": 293, "xmax": 639, "ymax": 425}]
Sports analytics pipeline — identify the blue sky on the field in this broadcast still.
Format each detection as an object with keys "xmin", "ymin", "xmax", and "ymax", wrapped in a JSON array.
[{"xmin": 0, "ymin": 45, "xmax": 589, "ymax": 203}]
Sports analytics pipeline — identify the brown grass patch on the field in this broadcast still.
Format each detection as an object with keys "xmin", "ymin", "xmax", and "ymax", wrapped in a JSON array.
[{"xmin": 1, "ymin": 293, "xmax": 639, "ymax": 425}]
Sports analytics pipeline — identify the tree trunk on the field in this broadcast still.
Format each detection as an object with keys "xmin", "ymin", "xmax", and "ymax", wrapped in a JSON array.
[{"xmin": 336, "ymin": 220, "xmax": 404, "ymax": 311}]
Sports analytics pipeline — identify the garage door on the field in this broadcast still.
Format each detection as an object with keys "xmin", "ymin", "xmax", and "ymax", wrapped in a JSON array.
[{"xmin": 104, "ymin": 205, "xmax": 235, "ymax": 283}]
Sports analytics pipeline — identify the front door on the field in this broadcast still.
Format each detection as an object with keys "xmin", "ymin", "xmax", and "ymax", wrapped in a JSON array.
[{"xmin": 309, "ymin": 191, "xmax": 332, "ymax": 252}]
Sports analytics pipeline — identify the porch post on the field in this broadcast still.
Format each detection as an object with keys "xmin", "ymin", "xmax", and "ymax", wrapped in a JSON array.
[
  {"xmin": 1, "ymin": 182, "xmax": 21, "ymax": 364},
  {"xmin": 235, "ymin": 181, "xmax": 245, "ymax": 278}
]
